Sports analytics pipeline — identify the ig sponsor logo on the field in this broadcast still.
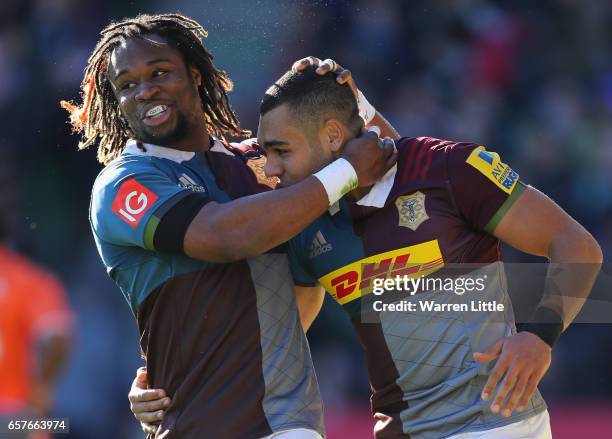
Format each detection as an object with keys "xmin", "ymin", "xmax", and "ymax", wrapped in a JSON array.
[{"xmin": 112, "ymin": 178, "xmax": 158, "ymax": 227}]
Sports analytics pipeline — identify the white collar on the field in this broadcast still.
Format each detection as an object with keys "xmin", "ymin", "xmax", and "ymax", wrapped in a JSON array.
[
  {"xmin": 123, "ymin": 138, "xmax": 235, "ymax": 161},
  {"xmin": 355, "ymin": 163, "xmax": 397, "ymax": 208},
  {"xmin": 124, "ymin": 139, "xmax": 195, "ymax": 163}
]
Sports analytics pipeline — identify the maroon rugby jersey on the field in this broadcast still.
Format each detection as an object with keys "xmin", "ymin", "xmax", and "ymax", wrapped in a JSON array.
[{"xmin": 288, "ymin": 137, "xmax": 545, "ymax": 438}]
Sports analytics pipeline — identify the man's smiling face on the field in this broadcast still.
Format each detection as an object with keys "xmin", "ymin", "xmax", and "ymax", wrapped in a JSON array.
[{"xmin": 107, "ymin": 34, "xmax": 204, "ymax": 147}]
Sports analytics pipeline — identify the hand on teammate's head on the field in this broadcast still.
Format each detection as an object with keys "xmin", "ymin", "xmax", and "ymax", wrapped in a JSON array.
[{"xmin": 292, "ymin": 56, "xmax": 358, "ymax": 94}]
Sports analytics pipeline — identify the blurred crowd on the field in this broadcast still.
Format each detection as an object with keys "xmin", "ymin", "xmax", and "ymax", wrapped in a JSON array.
[{"xmin": 1, "ymin": 0, "xmax": 610, "ymax": 437}]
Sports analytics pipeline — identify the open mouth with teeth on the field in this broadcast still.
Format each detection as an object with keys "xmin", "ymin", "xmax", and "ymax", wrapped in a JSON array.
[{"xmin": 143, "ymin": 104, "xmax": 171, "ymax": 127}]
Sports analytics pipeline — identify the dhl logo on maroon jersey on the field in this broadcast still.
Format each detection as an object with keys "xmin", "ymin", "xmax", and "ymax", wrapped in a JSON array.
[{"xmin": 318, "ymin": 240, "xmax": 444, "ymax": 305}]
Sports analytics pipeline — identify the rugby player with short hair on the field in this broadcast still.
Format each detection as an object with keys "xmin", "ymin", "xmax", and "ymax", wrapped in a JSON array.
[
  {"xmin": 63, "ymin": 14, "xmax": 396, "ymax": 439},
  {"xmin": 133, "ymin": 61, "xmax": 602, "ymax": 438}
]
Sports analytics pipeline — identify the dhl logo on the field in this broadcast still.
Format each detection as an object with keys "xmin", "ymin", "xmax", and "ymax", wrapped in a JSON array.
[{"xmin": 318, "ymin": 240, "xmax": 444, "ymax": 305}]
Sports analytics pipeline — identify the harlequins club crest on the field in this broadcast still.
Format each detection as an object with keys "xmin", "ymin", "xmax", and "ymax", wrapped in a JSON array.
[{"xmin": 395, "ymin": 191, "xmax": 429, "ymax": 231}]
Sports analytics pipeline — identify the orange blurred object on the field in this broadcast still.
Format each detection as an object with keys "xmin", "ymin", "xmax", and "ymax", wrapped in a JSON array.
[{"xmin": 0, "ymin": 245, "xmax": 73, "ymax": 413}]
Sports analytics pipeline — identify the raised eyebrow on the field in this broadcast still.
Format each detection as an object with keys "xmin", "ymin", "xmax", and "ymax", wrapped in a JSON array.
[{"xmin": 114, "ymin": 58, "xmax": 175, "ymax": 81}]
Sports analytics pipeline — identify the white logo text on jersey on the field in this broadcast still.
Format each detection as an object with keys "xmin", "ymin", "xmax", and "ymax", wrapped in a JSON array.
[
  {"xmin": 178, "ymin": 174, "xmax": 206, "ymax": 193},
  {"xmin": 120, "ymin": 191, "xmax": 148, "ymax": 222},
  {"xmin": 309, "ymin": 231, "xmax": 333, "ymax": 259}
]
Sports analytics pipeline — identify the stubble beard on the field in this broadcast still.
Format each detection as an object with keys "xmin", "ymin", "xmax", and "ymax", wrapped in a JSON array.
[{"xmin": 133, "ymin": 111, "xmax": 190, "ymax": 147}]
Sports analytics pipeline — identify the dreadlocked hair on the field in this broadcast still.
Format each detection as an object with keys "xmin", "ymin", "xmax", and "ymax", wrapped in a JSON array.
[{"xmin": 61, "ymin": 13, "xmax": 250, "ymax": 165}]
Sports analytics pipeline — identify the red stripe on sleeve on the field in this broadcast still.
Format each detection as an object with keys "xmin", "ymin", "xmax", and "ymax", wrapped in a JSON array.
[
  {"xmin": 400, "ymin": 138, "xmax": 424, "ymax": 184},
  {"xmin": 408, "ymin": 141, "xmax": 429, "ymax": 183},
  {"xmin": 419, "ymin": 146, "xmax": 435, "ymax": 181}
]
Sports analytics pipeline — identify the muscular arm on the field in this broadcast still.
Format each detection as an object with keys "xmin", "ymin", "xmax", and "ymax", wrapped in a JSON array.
[
  {"xmin": 295, "ymin": 285, "xmax": 325, "ymax": 332},
  {"xmin": 493, "ymin": 185, "xmax": 602, "ymax": 327},
  {"xmin": 184, "ymin": 131, "xmax": 395, "ymax": 262},
  {"xmin": 185, "ymin": 177, "xmax": 329, "ymax": 262},
  {"xmin": 475, "ymin": 185, "xmax": 602, "ymax": 417}
]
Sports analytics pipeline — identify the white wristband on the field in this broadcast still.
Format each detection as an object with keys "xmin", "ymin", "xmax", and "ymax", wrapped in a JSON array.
[
  {"xmin": 313, "ymin": 158, "xmax": 359, "ymax": 206},
  {"xmin": 357, "ymin": 89, "xmax": 376, "ymax": 124}
]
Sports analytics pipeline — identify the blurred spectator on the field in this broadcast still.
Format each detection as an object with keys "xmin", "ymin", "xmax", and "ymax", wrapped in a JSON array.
[
  {"xmin": 0, "ymin": 150, "xmax": 73, "ymax": 437},
  {"xmin": 0, "ymin": 245, "xmax": 73, "ymax": 417}
]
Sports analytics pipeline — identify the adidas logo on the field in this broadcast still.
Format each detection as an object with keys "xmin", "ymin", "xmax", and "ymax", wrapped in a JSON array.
[
  {"xmin": 178, "ymin": 174, "xmax": 206, "ymax": 193},
  {"xmin": 309, "ymin": 230, "xmax": 333, "ymax": 259}
]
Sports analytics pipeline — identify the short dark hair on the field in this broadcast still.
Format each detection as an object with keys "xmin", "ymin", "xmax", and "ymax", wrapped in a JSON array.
[{"xmin": 260, "ymin": 66, "xmax": 362, "ymax": 134}]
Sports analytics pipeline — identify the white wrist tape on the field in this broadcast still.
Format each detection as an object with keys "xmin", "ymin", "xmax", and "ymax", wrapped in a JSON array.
[
  {"xmin": 357, "ymin": 89, "xmax": 376, "ymax": 124},
  {"xmin": 313, "ymin": 158, "xmax": 359, "ymax": 206}
]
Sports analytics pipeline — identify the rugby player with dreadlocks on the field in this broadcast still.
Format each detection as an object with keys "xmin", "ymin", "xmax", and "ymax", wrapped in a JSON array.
[{"xmin": 62, "ymin": 13, "xmax": 395, "ymax": 439}]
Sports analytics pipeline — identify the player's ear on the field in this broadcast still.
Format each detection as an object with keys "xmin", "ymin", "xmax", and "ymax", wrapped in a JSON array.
[
  {"xmin": 189, "ymin": 65, "xmax": 202, "ymax": 88},
  {"xmin": 320, "ymin": 118, "xmax": 345, "ymax": 153}
]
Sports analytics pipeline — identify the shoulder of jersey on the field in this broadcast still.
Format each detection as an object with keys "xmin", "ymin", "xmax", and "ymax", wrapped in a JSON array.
[
  {"xmin": 395, "ymin": 136, "xmax": 462, "ymax": 184},
  {"xmin": 228, "ymin": 138, "xmax": 265, "ymax": 159},
  {"xmin": 229, "ymin": 138, "xmax": 277, "ymax": 188},
  {"xmin": 93, "ymin": 153, "xmax": 158, "ymax": 194}
]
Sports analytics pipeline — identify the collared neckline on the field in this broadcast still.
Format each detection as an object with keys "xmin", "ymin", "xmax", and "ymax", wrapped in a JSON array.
[
  {"xmin": 355, "ymin": 163, "xmax": 397, "ymax": 208},
  {"xmin": 123, "ymin": 137, "xmax": 233, "ymax": 162},
  {"xmin": 123, "ymin": 139, "xmax": 196, "ymax": 163}
]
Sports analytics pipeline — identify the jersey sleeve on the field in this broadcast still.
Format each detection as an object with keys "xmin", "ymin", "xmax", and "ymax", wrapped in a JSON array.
[
  {"xmin": 90, "ymin": 159, "xmax": 207, "ymax": 250},
  {"xmin": 448, "ymin": 143, "xmax": 527, "ymax": 233},
  {"xmin": 287, "ymin": 237, "xmax": 318, "ymax": 287}
]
